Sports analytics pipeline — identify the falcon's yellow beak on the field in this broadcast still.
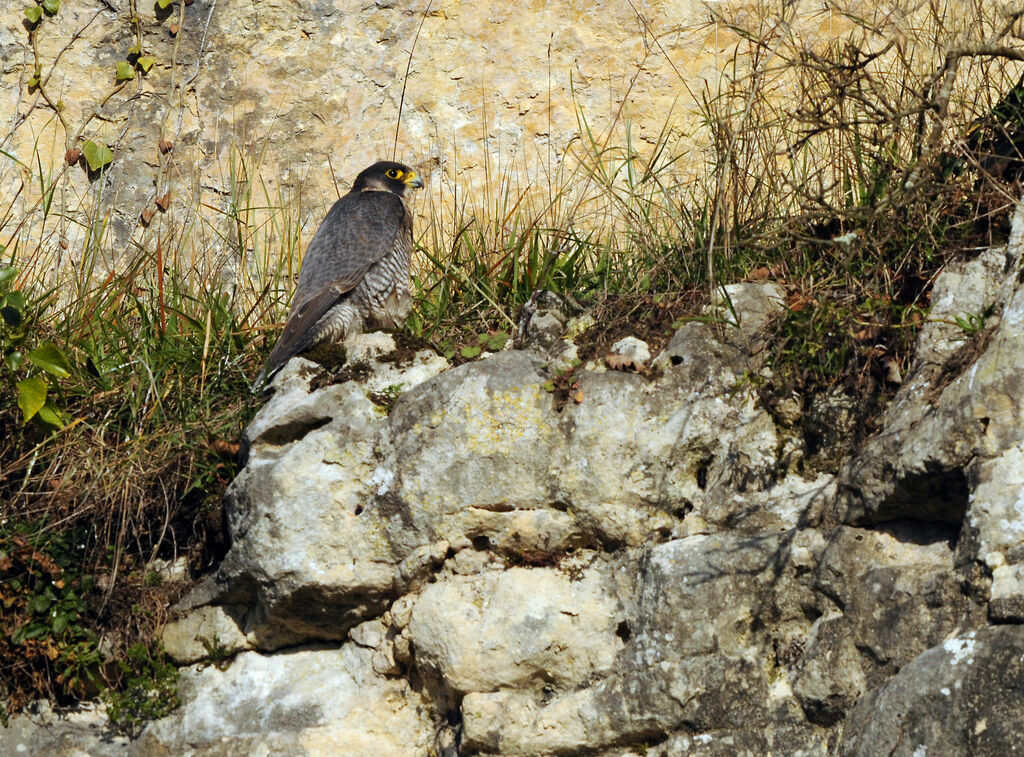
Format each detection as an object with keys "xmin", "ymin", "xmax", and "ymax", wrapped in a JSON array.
[{"xmin": 404, "ymin": 171, "xmax": 424, "ymax": 189}]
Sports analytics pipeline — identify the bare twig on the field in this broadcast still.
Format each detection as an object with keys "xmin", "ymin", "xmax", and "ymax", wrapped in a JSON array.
[
  {"xmin": 904, "ymin": 44, "xmax": 1024, "ymax": 192},
  {"xmin": 393, "ymin": 0, "xmax": 434, "ymax": 160},
  {"xmin": 183, "ymin": 0, "xmax": 218, "ymax": 89}
]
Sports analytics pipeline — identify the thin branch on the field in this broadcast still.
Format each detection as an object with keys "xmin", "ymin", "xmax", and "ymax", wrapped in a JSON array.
[
  {"xmin": 393, "ymin": 0, "xmax": 433, "ymax": 160},
  {"xmin": 182, "ymin": 0, "xmax": 218, "ymax": 89},
  {"xmin": 904, "ymin": 44, "xmax": 1024, "ymax": 192}
]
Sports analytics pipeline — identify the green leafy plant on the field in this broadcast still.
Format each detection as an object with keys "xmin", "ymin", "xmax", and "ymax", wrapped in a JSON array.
[
  {"xmin": 103, "ymin": 642, "xmax": 181, "ymax": 738},
  {"xmin": 0, "ymin": 520, "xmax": 101, "ymax": 710},
  {"xmin": 953, "ymin": 305, "xmax": 994, "ymax": 336},
  {"xmin": 542, "ymin": 358, "xmax": 584, "ymax": 410},
  {"xmin": 0, "ymin": 266, "xmax": 70, "ymax": 427},
  {"xmin": 198, "ymin": 634, "xmax": 234, "ymax": 670},
  {"xmin": 22, "ymin": 0, "xmax": 57, "ymax": 25},
  {"xmin": 143, "ymin": 570, "xmax": 164, "ymax": 587},
  {"xmin": 457, "ymin": 330, "xmax": 509, "ymax": 360}
]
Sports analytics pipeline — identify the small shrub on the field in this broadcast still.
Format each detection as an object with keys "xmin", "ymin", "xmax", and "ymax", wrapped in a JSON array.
[
  {"xmin": 0, "ymin": 520, "xmax": 101, "ymax": 710},
  {"xmin": 103, "ymin": 642, "xmax": 180, "ymax": 738}
]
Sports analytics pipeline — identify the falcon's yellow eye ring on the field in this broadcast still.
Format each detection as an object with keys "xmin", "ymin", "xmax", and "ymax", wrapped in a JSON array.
[{"xmin": 386, "ymin": 168, "xmax": 402, "ymax": 179}]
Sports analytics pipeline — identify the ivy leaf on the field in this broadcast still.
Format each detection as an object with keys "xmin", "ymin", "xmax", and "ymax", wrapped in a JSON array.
[
  {"xmin": 115, "ymin": 61, "xmax": 135, "ymax": 81},
  {"xmin": 17, "ymin": 375, "xmax": 47, "ymax": 423},
  {"xmin": 157, "ymin": 0, "xmax": 174, "ymax": 8},
  {"xmin": 82, "ymin": 140, "xmax": 114, "ymax": 171},
  {"xmin": 0, "ymin": 266, "xmax": 17, "ymax": 285},
  {"xmin": 128, "ymin": 42, "xmax": 141, "ymax": 55},
  {"xmin": 24, "ymin": 5, "xmax": 43, "ymax": 23},
  {"xmin": 5, "ymin": 351, "xmax": 23, "ymax": 372},
  {"xmin": 41, "ymin": 0, "xmax": 59, "ymax": 14},
  {"xmin": 27, "ymin": 343, "xmax": 72, "ymax": 378},
  {"xmin": 137, "ymin": 56, "xmax": 156, "ymax": 73},
  {"xmin": 36, "ymin": 400, "xmax": 64, "ymax": 428}
]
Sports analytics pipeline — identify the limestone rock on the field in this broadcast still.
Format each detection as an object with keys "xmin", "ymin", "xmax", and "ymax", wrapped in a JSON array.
[
  {"xmin": 0, "ymin": 703, "xmax": 129, "ymax": 757},
  {"xmin": 135, "ymin": 644, "xmax": 434, "ymax": 757},
  {"xmin": 1, "ymin": 0, "xmax": 780, "ymax": 259},
  {"xmin": 793, "ymin": 524, "xmax": 986, "ymax": 725},
  {"xmin": 710, "ymin": 281, "xmax": 787, "ymax": 340},
  {"xmin": 408, "ymin": 564, "xmax": 624, "ymax": 694},
  {"xmin": 514, "ymin": 289, "xmax": 573, "ymax": 349},
  {"xmin": 461, "ymin": 532, "xmax": 827, "ymax": 755},
  {"xmin": 968, "ymin": 441, "xmax": 1024, "ymax": 570},
  {"xmin": 178, "ymin": 336, "xmax": 449, "ymax": 650},
  {"xmin": 153, "ymin": 277, "xmax": 843, "ymax": 755},
  {"xmin": 842, "ymin": 626, "xmax": 1024, "ymax": 757},
  {"xmin": 839, "ymin": 242, "xmax": 1021, "ymax": 527},
  {"xmin": 183, "ymin": 295, "xmax": 798, "ymax": 655},
  {"xmin": 990, "ymin": 561, "xmax": 1024, "ymax": 622},
  {"xmin": 14, "ymin": 211, "xmax": 1019, "ymax": 755},
  {"xmin": 161, "ymin": 605, "xmax": 254, "ymax": 665},
  {"xmin": 603, "ymin": 727, "xmax": 831, "ymax": 757}
]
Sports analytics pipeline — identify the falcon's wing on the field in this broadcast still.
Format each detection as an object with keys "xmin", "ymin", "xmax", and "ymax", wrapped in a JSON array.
[
  {"xmin": 259, "ymin": 190, "xmax": 409, "ymax": 384},
  {"xmin": 295, "ymin": 190, "xmax": 407, "ymax": 294}
]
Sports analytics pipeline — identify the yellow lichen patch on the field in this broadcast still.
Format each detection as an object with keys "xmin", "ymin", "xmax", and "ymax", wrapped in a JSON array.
[{"xmin": 460, "ymin": 385, "xmax": 554, "ymax": 456}]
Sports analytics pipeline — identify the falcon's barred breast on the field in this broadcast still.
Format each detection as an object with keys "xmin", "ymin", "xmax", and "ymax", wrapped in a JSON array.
[{"xmin": 258, "ymin": 160, "xmax": 424, "ymax": 386}]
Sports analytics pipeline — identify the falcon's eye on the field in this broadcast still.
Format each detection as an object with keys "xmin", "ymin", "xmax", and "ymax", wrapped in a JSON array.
[{"xmin": 386, "ymin": 168, "xmax": 402, "ymax": 179}]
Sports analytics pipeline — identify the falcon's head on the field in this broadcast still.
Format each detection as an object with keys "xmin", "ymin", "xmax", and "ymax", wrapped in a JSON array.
[{"xmin": 352, "ymin": 161, "xmax": 425, "ymax": 195}]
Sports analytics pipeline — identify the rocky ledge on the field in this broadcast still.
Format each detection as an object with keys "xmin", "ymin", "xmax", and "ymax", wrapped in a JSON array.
[{"xmin": 8, "ymin": 208, "xmax": 1024, "ymax": 756}]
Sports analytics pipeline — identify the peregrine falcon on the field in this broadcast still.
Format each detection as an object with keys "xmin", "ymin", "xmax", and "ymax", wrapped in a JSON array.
[{"xmin": 257, "ymin": 160, "xmax": 424, "ymax": 386}]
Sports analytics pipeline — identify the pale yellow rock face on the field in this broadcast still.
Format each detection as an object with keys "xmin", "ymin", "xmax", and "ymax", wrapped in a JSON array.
[{"xmin": 0, "ymin": 0, "xmax": 999, "ymax": 277}]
